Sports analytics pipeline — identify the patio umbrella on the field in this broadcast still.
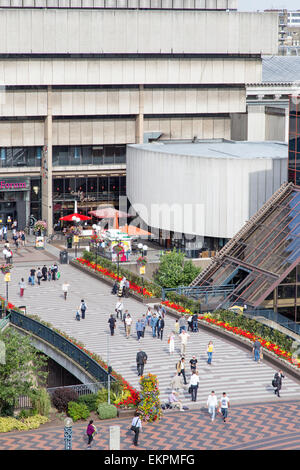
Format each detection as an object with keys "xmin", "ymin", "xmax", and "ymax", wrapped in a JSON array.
[
  {"xmin": 88, "ymin": 208, "xmax": 129, "ymax": 219},
  {"xmin": 59, "ymin": 213, "xmax": 92, "ymax": 221},
  {"xmin": 119, "ymin": 225, "xmax": 152, "ymax": 237}
]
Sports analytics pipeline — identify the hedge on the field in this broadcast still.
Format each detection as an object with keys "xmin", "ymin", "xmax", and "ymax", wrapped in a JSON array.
[{"xmin": 97, "ymin": 403, "xmax": 117, "ymax": 420}]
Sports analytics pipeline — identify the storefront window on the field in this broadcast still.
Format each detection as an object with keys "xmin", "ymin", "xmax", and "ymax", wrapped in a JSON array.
[{"xmin": 52, "ymin": 145, "xmax": 126, "ymax": 166}]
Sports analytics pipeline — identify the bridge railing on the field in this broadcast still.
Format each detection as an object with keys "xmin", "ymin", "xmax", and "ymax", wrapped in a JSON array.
[
  {"xmin": 162, "ymin": 285, "xmax": 236, "ymax": 302},
  {"xmin": 47, "ymin": 382, "xmax": 106, "ymax": 397},
  {"xmin": 9, "ymin": 309, "xmax": 113, "ymax": 385}
]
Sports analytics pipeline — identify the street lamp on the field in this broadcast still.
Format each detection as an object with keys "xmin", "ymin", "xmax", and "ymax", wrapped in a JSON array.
[{"xmin": 64, "ymin": 417, "xmax": 73, "ymax": 450}]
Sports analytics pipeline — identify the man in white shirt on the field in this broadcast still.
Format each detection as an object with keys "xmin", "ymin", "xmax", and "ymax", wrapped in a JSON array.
[
  {"xmin": 219, "ymin": 392, "xmax": 230, "ymax": 423},
  {"xmin": 207, "ymin": 391, "xmax": 218, "ymax": 421},
  {"xmin": 188, "ymin": 371, "xmax": 200, "ymax": 402},
  {"xmin": 115, "ymin": 300, "xmax": 124, "ymax": 320},
  {"xmin": 62, "ymin": 282, "xmax": 70, "ymax": 300},
  {"xmin": 179, "ymin": 330, "xmax": 190, "ymax": 357}
]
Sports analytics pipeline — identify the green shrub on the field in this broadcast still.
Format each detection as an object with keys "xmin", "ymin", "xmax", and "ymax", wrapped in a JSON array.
[
  {"xmin": 97, "ymin": 403, "xmax": 117, "ymax": 420},
  {"xmin": 67, "ymin": 401, "xmax": 90, "ymax": 422},
  {"xmin": 0, "ymin": 415, "xmax": 48, "ymax": 432},
  {"xmin": 96, "ymin": 388, "xmax": 108, "ymax": 406},
  {"xmin": 51, "ymin": 388, "xmax": 79, "ymax": 413},
  {"xmin": 77, "ymin": 394, "xmax": 99, "ymax": 412},
  {"xmin": 17, "ymin": 408, "xmax": 37, "ymax": 420},
  {"xmin": 31, "ymin": 388, "xmax": 51, "ymax": 417}
]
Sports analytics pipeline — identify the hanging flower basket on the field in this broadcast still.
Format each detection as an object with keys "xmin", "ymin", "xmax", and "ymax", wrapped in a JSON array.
[
  {"xmin": 113, "ymin": 243, "xmax": 124, "ymax": 255},
  {"xmin": 34, "ymin": 220, "xmax": 47, "ymax": 233},
  {"xmin": 67, "ymin": 225, "xmax": 83, "ymax": 236},
  {"xmin": 137, "ymin": 256, "xmax": 147, "ymax": 267},
  {"xmin": 0, "ymin": 264, "xmax": 13, "ymax": 274}
]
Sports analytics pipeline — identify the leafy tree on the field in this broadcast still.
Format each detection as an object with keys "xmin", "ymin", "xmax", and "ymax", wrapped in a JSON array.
[
  {"xmin": 0, "ymin": 329, "xmax": 48, "ymax": 416},
  {"xmin": 154, "ymin": 248, "xmax": 201, "ymax": 288}
]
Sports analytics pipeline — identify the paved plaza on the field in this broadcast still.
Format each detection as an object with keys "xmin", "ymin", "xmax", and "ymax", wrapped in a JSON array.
[
  {"xmin": 0, "ymin": 400, "xmax": 299, "ymax": 450},
  {"xmin": 4, "ymin": 261, "xmax": 300, "ymax": 408}
]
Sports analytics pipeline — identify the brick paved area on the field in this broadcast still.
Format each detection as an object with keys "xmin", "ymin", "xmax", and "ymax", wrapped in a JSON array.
[
  {"xmin": 5, "ymin": 263, "xmax": 300, "ymax": 407},
  {"xmin": 0, "ymin": 401, "xmax": 299, "ymax": 450}
]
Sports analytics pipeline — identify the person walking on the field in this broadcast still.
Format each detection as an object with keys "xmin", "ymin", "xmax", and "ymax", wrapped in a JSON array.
[
  {"xmin": 192, "ymin": 313, "xmax": 198, "ymax": 332},
  {"xmin": 189, "ymin": 355, "xmax": 198, "ymax": 373},
  {"xmin": 125, "ymin": 313, "xmax": 132, "ymax": 339},
  {"xmin": 124, "ymin": 279, "xmax": 130, "ymax": 298},
  {"xmin": 36, "ymin": 268, "xmax": 42, "ymax": 286},
  {"xmin": 174, "ymin": 319, "xmax": 179, "ymax": 335},
  {"xmin": 79, "ymin": 299, "xmax": 87, "ymax": 319},
  {"xmin": 131, "ymin": 412, "xmax": 142, "ymax": 447},
  {"xmin": 141, "ymin": 314, "xmax": 147, "ymax": 338},
  {"xmin": 187, "ymin": 315, "xmax": 193, "ymax": 332},
  {"xmin": 146, "ymin": 307, "xmax": 152, "ymax": 326},
  {"xmin": 136, "ymin": 349, "xmax": 147, "ymax": 377},
  {"xmin": 29, "ymin": 267, "xmax": 36, "ymax": 286},
  {"xmin": 20, "ymin": 231, "xmax": 26, "ymax": 247},
  {"xmin": 171, "ymin": 371, "xmax": 184, "ymax": 393},
  {"xmin": 157, "ymin": 316, "xmax": 165, "ymax": 340},
  {"xmin": 207, "ymin": 391, "xmax": 218, "ymax": 422},
  {"xmin": 188, "ymin": 370, "xmax": 200, "ymax": 402},
  {"xmin": 19, "ymin": 278, "xmax": 26, "ymax": 297},
  {"xmin": 176, "ymin": 357, "xmax": 187, "ymax": 385},
  {"xmin": 86, "ymin": 420, "xmax": 97, "ymax": 449},
  {"xmin": 179, "ymin": 315, "xmax": 187, "ymax": 334},
  {"xmin": 108, "ymin": 314, "xmax": 116, "ymax": 336},
  {"xmin": 273, "ymin": 370, "xmax": 285, "ymax": 397},
  {"xmin": 136, "ymin": 319, "xmax": 144, "ymax": 341},
  {"xmin": 207, "ymin": 341, "xmax": 214, "ymax": 365},
  {"xmin": 252, "ymin": 338, "xmax": 261, "ymax": 363},
  {"xmin": 47, "ymin": 267, "xmax": 52, "ymax": 281},
  {"xmin": 62, "ymin": 282, "xmax": 70, "ymax": 300},
  {"xmin": 179, "ymin": 329, "xmax": 190, "ymax": 357},
  {"xmin": 42, "ymin": 265, "xmax": 48, "ymax": 281},
  {"xmin": 115, "ymin": 300, "xmax": 124, "ymax": 320},
  {"xmin": 168, "ymin": 331, "xmax": 175, "ymax": 355},
  {"xmin": 150, "ymin": 313, "xmax": 158, "ymax": 338},
  {"xmin": 219, "ymin": 392, "xmax": 230, "ymax": 423},
  {"xmin": 111, "ymin": 280, "xmax": 118, "ymax": 295}
]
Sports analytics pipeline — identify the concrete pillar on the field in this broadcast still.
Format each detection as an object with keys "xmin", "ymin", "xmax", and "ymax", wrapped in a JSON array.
[
  {"xmin": 285, "ymin": 108, "xmax": 289, "ymax": 143},
  {"xmin": 41, "ymin": 86, "xmax": 53, "ymax": 235},
  {"xmin": 135, "ymin": 85, "xmax": 144, "ymax": 144},
  {"xmin": 247, "ymin": 105, "xmax": 266, "ymax": 141}
]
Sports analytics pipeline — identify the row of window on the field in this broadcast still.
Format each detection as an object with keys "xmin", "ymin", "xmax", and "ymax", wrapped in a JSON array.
[
  {"xmin": 0, "ymin": 145, "xmax": 127, "ymax": 168},
  {"xmin": 52, "ymin": 176, "xmax": 126, "ymax": 198}
]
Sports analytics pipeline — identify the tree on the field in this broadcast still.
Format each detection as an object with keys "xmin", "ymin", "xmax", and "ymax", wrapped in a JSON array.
[
  {"xmin": 0, "ymin": 329, "xmax": 48, "ymax": 416},
  {"xmin": 154, "ymin": 248, "xmax": 201, "ymax": 288}
]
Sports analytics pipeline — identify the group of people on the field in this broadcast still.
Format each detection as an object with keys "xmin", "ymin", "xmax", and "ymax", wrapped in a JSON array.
[{"xmin": 111, "ymin": 276, "xmax": 130, "ymax": 298}]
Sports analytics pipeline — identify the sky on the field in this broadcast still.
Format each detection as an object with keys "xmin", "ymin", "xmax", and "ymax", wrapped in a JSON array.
[{"xmin": 239, "ymin": 0, "xmax": 300, "ymax": 10}]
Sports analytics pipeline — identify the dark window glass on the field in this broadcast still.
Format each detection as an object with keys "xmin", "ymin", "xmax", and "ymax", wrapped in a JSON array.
[
  {"xmin": 75, "ymin": 177, "xmax": 87, "ymax": 193},
  {"xmin": 296, "ymin": 171, "xmax": 300, "ymax": 186},
  {"xmin": 52, "ymin": 146, "xmax": 59, "ymax": 166},
  {"xmin": 27, "ymin": 147, "xmax": 36, "ymax": 166},
  {"xmin": 30, "ymin": 178, "xmax": 41, "ymax": 202},
  {"xmin": 278, "ymin": 284, "xmax": 296, "ymax": 299},
  {"xmin": 284, "ymin": 268, "xmax": 296, "ymax": 283},
  {"xmin": 120, "ymin": 176, "xmax": 126, "ymax": 194},
  {"xmin": 53, "ymin": 179, "xmax": 64, "ymax": 195},
  {"xmin": 296, "ymin": 305, "xmax": 300, "ymax": 322},
  {"xmin": 109, "ymin": 176, "xmax": 119, "ymax": 194},
  {"xmin": 98, "ymin": 177, "xmax": 108, "ymax": 200},
  {"xmin": 58, "ymin": 147, "xmax": 69, "ymax": 166},
  {"xmin": 115, "ymin": 146, "xmax": 126, "ymax": 164},
  {"xmin": 6, "ymin": 148, "xmax": 13, "ymax": 167},
  {"xmin": 87, "ymin": 177, "xmax": 97, "ymax": 195},
  {"xmin": 92, "ymin": 146, "xmax": 104, "ymax": 165},
  {"xmin": 289, "ymin": 150, "xmax": 296, "ymax": 169},
  {"xmin": 64, "ymin": 178, "xmax": 76, "ymax": 196},
  {"xmin": 69, "ymin": 146, "xmax": 81, "ymax": 165},
  {"xmin": 82, "ymin": 146, "xmax": 93, "ymax": 165},
  {"xmin": 289, "ymin": 113, "xmax": 296, "ymax": 134},
  {"xmin": 277, "ymin": 306, "xmax": 296, "ymax": 322},
  {"xmin": 104, "ymin": 146, "xmax": 115, "ymax": 164}
]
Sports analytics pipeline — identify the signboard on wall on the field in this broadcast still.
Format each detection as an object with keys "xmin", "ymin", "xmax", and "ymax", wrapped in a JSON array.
[{"xmin": 0, "ymin": 177, "xmax": 30, "ymax": 191}]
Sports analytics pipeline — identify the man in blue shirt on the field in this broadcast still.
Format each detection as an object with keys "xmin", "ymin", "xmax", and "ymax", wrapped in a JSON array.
[{"xmin": 136, "ymin": 319, "xmax": 144, "ymax": 341}]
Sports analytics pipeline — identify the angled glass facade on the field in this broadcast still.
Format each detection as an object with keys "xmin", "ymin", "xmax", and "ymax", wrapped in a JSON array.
[{"xmin": 288, "ymin": 96, "xmax": 300, "ymax": 186}]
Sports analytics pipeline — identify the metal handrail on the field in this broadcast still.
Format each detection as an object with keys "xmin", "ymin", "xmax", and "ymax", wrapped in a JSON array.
[
  {"xmin": 9, "ymin": 309, "xmax": 113, "ymax": 385},
  {"xmin": 162, "ymin": 285, "xmax": 236, "ymax": 302}
]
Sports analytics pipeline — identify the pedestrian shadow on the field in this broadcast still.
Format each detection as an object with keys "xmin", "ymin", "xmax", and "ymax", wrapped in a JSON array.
[{"xmin": 265, "ymin": 385, "xmax": 276, "ymax": 394}]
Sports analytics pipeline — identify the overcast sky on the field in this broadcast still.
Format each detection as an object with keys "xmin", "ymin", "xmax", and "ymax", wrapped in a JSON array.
[{"xmin": 239, "ymin": 0, "xmax": 300, "ymax": 10}]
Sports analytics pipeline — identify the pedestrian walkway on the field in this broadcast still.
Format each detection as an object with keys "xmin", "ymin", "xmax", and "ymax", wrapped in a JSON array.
[
  {"xmin": 6, "ymin": 263, "xmax": 300, "ymax": 407},
  {"xmin": 0, "ymin": 400, "xmax": 299, "ymax": 450}
]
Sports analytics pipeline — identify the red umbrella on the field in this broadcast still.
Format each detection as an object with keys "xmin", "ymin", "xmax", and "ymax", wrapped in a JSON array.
[{"xmin": 59, "ymin": 213, "xmax": 92, "ymax": 221}]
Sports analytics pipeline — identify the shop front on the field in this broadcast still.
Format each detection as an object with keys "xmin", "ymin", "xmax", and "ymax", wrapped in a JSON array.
[{"xmin": 0, "ymin": 177, "xmax": 30, "ymax": 229}]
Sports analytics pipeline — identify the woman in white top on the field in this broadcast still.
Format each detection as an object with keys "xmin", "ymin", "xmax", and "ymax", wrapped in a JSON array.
[
  {"xmin": 62, "ymin": 282, "xmax": 70, "ymax": 300},
  {"xmin": 189, "ymin": 371, "xmax": 200, "ymax": 402},
  {"xmin": 125, "ymin": 314, "xmax": 132, "ymax": 338},
  {"xmin": 168, "ymin": 331, "xmax": 175, "ymax": 355}
]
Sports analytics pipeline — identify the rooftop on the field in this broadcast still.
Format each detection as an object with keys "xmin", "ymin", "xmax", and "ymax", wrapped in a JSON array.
[
  {"xmin": 262, "ymin": 55, "xmax": 300, "ymax": 84},
  {"xmin": 129, "ymin": 140, "xmax": 288, "ymax": 160}
]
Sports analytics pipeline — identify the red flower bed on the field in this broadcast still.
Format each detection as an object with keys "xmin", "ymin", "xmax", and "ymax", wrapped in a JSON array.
[
  {"xmin": 200, "ymin": 316, "xmax": 300, "ymax": 369},
  {"xmin": 76, "ymin": 257, "xmax": 154, "ymax": 298},
  {"xmin": 161, "ymin": 299, "xmax": 191, "ymax": 314}
]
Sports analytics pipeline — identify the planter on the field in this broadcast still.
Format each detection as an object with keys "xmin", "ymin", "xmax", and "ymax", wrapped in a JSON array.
[
  {"xmin": 70, "ymin": 260, "xmax": 160, "ymax": 304},
  {"xmin": 117, "ymin": 408, "xmax": 137, "ymax": 418}
]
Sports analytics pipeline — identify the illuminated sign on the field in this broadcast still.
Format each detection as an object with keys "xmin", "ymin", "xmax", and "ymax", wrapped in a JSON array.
[{"xmin": 0, "ymin": 181, "xmax": 27, "ymax": 189}]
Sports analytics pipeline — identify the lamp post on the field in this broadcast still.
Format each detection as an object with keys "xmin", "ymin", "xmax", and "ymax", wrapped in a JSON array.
[{"xmin": 64, "ymin": 417, "xmax": 73, "ymax": 450}]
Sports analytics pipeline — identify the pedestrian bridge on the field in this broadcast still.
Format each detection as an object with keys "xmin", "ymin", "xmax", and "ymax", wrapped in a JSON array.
[{"xmin": 2, "ymin": 309, "xmax": 111, "ymax": 387}]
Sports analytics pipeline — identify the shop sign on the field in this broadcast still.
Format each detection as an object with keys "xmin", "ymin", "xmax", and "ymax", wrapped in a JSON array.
[
  {"xmin": 0, "ymin": 178, "xmax": 29, "ymax": 191},
  {"xmin": 35, "ymin": 236, "xmax": 45, "ymax": 249}
]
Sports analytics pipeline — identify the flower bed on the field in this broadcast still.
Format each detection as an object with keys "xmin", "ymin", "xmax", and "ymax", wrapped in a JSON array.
[
  {"xmin": 76, "ymin": 257, "xmax": 155, "ymax": 298},
  {"xmin": 199, "ymin": 315, "xmax": 300, "ymax": 370},
  {"xmin": 162, "ymin": 299, "xmax": 192, "ymax": 315}
]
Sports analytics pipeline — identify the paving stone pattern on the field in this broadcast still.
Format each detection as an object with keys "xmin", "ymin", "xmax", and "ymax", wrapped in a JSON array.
[{"xmin": 5, "ymin": 263, "xmax": 300, "ymax": 407}]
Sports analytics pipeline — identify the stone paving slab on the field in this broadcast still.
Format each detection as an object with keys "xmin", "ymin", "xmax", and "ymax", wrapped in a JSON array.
[
  {"xmin": 5, "ymin": 263, "xmax": 300, "ymax": 407},
  {"xmin": 0, "ymin": 400, "xmax": 299, "ymax": 450}
]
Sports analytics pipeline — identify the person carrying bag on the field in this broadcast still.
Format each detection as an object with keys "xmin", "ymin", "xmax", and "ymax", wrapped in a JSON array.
[{"xmin": 130, "ymin": 413, "xmax": 142, "ymax": 447}]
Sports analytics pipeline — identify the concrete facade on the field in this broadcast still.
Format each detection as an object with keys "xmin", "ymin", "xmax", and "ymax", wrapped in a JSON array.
[
  {"xmin": 127, "ymin": 141, "xmax": 287, "ymax": 244},
  {"xmin": 0, "ymin": 7, "xmax": 278, "ymax": 232}
]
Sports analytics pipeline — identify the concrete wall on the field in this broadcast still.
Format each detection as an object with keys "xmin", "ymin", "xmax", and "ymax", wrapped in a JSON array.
[
  {"xmin": 0, "ymin": 0, "xmax": 238, "ymax": 9},
  {"xmin": 234, "ymin": 105, "xmax": 287, "ymax": 142},
  {"xmin": 144, "ymin": 117, "xmax": 231, "ymax": 140},
  {"xmin": 126, "ymin": 144, "xmax": 287, "ymax": 239},
  {"xmin": 0, "ymin": 10, "xmax": 278, "ymax": 54},
  {"xmin": 0, "ymin": 58, "xmax": 262, "ymax": 86}
]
